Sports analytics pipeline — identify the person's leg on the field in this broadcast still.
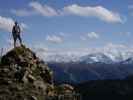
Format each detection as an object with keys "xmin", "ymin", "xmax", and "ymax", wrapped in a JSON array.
[
  {"xmin": 12, "ymin": 33, "xmax": 18, "ymax": 48},
  {"xmin": 13, "ymin": 36, "xmax": 17, "ymax": 48},
  {"xmin": 14, "ymin": 38, "xmax": 17, "ymax": 48},
  {"xmin": 18, "ymin": 35, "xmax": 23, "ymax": 46}
]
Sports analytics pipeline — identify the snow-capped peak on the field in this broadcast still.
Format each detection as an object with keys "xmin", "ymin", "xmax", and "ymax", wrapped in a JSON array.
[
  {"xmin": 42, "ymin": 50, "xmax": 133, "ymax": 64},
  {"xmin": 34, "ymin": 44, "xmax": 133, "ymax": 64},
  {"xmin": 79, "ymin": 52, "xmax": 113, "ymax": 64}
]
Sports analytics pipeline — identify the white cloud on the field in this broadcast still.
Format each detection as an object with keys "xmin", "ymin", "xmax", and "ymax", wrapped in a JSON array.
[
  {"xmin": 29, "ymin": 1, "xmax": 58, "ymax": 17},
  {"xmin": 59, "ymin": 32, "xmax": 66, "ymax": 37},
  {"xmin": 118, "ymin": 32, "xmax": 131, "ymax": 36},
  {"xmin": 128, "ymin": 5, "xmax": 133, "ymax": 9},
  {"xmin": 20, "ymin": 23, "xmax": 28, "ymax": 32},
  {"xmin": 7, "ymin": 38, "xmax": 14, "ymax": 46},
  {"xmin": 104, "ymin": 43, "xmax": 126, "ymax": 50},
  {"xmin": 80, "ymin": 36, "xmax": 87, "ymax": 41},
  {"xmin": 33, "ymin": 43, "xmax": 48, "ymax": 52},
  {"xmin": 16, "ymin": 41, "xmax": 133, "ymax": 63},
  {"xmin": 87, "ymin": 32, "xmax": 99, "ymax": 39},
  {"xmin": 46, "ymin": 35, "xmax": 63, "ymax": 43},
  {"xmin": 128, "ymin": 5, "xmax": 133, "ymax": 16},
  {"xmin": 0, "ymin": 16, "xmax": 27, "ymax": 32},
  {"xmin": 63, "ymin": 4, "xmax": 122, "ymax": 23},
  {"xmin": 0, "ymin": 16, "xmax": 14, "ymax": 32},
  {"xmin": 130, "ymin": 12, "xmax": 133, "ymax": 16},
  {"xmin": 11, "ymin": 9, "xmax": 37, "ymax": 17},
  {"xmin": 12, "ymin": 2, "xmax": 123, "ymax": 23},
  {"xmin": 80, "ymin": 32, "xmax": 99, "ymax": 41}
]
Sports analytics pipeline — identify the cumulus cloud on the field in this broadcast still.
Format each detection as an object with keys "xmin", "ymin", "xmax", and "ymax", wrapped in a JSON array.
[
  {"xmin": 87, "ymin": 32, "xmax": 99, "ymax": 39},
  {"xmin": 33, "ymin": 43, "xmax": 48, "ymax": 52},
  {"xmin": 46, "ymin": 35, "xmax": 63, "ymax": 43},
  {"xmin": 0, "ymin": 16, "xmax": 27, "ymax": 32},
  {"xmin": 29, "ymin": 42, "xmax": 133, "ymax": 63},
  {"xmin": 7, "ymin": 38, "xmax": 14, "ymax": 46},
  {"xmin": 11, "ymin": 9, "xmax": 37, "ymax": 17},
  {"xmin": 12, "ymin": 1, "xmax": 123, "ymax": 23},
  {"xmin": 118, "ymin": 32, "xmax": 131, "ymax": 36},
  {"xmin": 29, "ymin": 1, "xmax": 58, "ymax": 17},
  {"xmin": 128, "ymin": 5, "xmax": 133, "ymax": 16},
  {"xmin": 0, "ymin": 16, "xmax": 14, "ymax": 32},
  {"xmin": 128, "ymin": 5, "xmax": 133, "ymax": 9},
  {"xmin": 81, "ymin": 32, "xmax": 99, "ymax": 40},
  {"xmin": 80, "ymin": 36, "xmax": 87, "ymax": 41},
  {"xmin": 104, "ymin": 43, "xmax": 127, "ymax": 50},
  {"xmin": 20, "ymin": 23, "xmax": 28, "ymax": 32},
  {"xmin": 63, "ymin": 4, "xmax": 123, "ymax": 23},
  {"xmin": 59, "ymin": 32, "xmax": 66, "ymax": 37}
]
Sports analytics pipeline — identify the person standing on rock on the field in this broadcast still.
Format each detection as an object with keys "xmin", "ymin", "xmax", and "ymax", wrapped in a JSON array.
[{"xmin": 12, "ymin": 21, "xmax": 23, "ymax": 47}]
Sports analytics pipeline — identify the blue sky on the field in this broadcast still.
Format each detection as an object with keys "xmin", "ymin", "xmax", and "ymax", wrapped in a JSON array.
[{"xmin": 0, "ymin": 0, "xmax": 133, "ymax": 53}]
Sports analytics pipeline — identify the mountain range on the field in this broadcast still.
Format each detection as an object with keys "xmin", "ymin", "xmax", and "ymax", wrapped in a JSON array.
[
  {"xmin": 43, "ymin": 51, "xmax": 133, "ymax": 64},
  {"xmin": 41, "ymin": 51, "xmax": 133, "ymax": 83}
]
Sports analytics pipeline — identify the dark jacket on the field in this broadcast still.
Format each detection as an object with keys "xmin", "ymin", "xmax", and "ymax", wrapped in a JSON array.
[{"xmin": 12, "ymin": 25, "xmax": 21, "ymax": 36}]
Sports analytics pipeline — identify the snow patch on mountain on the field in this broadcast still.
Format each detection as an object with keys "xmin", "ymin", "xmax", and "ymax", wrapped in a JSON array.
[
  {"xmin": 37, "ymin": 50, "xmax": 133, "ymax": 64},
  {"xmin": 34, "ymin": 43, "xmax": 133, "ymax": 64},
  {"xmin": 79, "ymin": 52, "xmax": 113, "ymax": 64}
]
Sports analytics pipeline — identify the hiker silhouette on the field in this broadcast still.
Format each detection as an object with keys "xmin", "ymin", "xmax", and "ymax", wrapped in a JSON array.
[{"xmin": 12, "ymin": 21, "xmax": 23, "ymax": 47}]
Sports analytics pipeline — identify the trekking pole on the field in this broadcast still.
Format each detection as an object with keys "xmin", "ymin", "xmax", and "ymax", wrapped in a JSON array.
[
  {"xmin": 1, "ymin": 48, "xmax": 3, "ymax": 57},
  {"xmin": 0, "ymin": 48, "xmax": 3, "ymax": 63}
]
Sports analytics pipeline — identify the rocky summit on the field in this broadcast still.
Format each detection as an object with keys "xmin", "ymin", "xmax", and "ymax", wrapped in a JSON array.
[{"xmin": 0, "ymin": 45, "xmax": 77, "ymax": 100}]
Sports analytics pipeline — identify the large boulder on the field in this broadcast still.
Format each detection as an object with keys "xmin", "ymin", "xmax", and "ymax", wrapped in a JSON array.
[{"xmin": 55, "ymin": 84, "xmax": 74, "ymax": 95}]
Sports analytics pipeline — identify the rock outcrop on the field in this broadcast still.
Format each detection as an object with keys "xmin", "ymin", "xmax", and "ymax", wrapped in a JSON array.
[{"xmin": 0, "ymin": 45, "xmax": 77, "ymax": 100}]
